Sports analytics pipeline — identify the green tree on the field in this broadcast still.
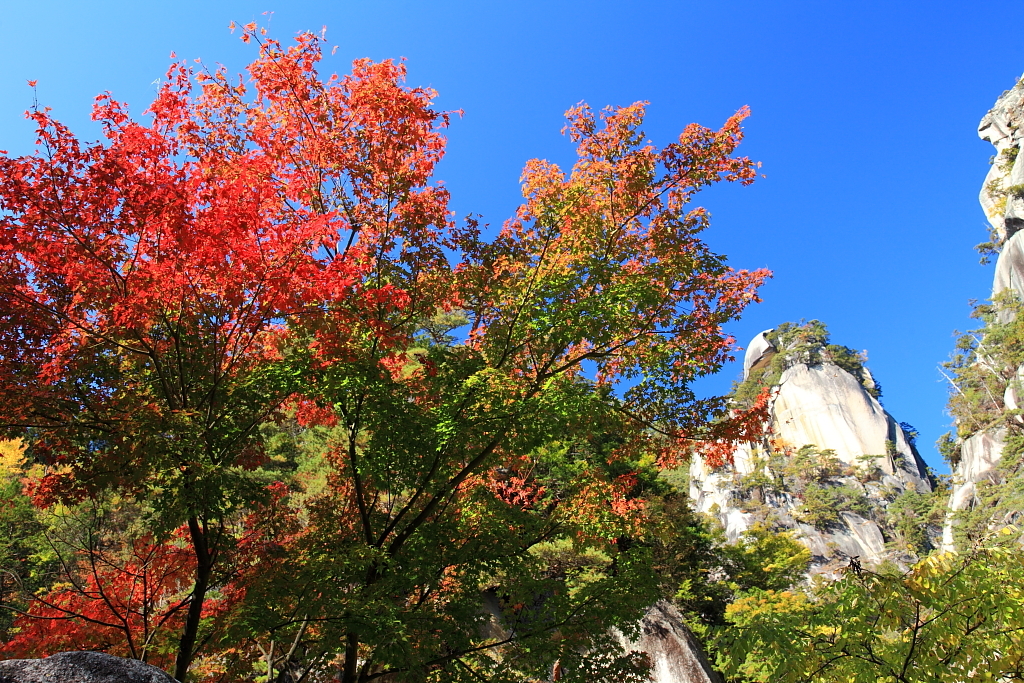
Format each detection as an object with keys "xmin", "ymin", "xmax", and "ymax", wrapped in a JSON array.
[
  {"xmin": 719, "ymin": 533, "xmax": 1024, "ymax": 682},
  {"xmin": 795, "ymin": 482, "xmax": 871, "ymax": 530},
  {"xmin": 0, "ymin": 440, "xmax": 50, "ymax": 640},
  {"xmin": 0, "ymin": 25, "xmax": 769, "ymax": 683},
  {"xmin": 886, "ymin": 484, "xmax": 948, "ymax": 554},
  {"xmin": 941, "ymin": 292, "xmax": 1024, "ymax": 546},
  {"xmin": 719, "ymin": 524, "xmax": 811, "ymax": 595},
  {"xmin": 942, "ymin": 291, "xmax": 1024, "ymax": 445}
]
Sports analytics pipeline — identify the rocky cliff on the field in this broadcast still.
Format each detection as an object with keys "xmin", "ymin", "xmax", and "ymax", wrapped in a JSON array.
[
  {"xmin": 690, "ymin": 322, "xmax": 936, "ymax": 576},
  {"xmin": 624, "ymin": 80, "xmax": 1024, "ymax": 679},
  {"xmin": 941, "ymin": 75, "xmax": 1024, "ymax": 549}
]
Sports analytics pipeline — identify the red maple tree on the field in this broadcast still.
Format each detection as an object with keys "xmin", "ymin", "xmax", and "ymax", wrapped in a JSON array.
[
  {"xmin": 2, "ymin": 529, "xmax": 193, "ymax": 666},
  {"xmin": 0, "ymin": 24, "xmax": 769, "ymax": 681}
]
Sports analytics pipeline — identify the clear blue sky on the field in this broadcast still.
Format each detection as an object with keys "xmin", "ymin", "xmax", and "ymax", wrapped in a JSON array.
[{"xmin": 2, "ymin": 0, "xmax": 1021, "ymax": 473}]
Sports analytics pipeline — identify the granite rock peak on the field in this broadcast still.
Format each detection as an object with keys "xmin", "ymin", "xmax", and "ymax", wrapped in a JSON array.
[{"xmin": 691, "ymin": 322, "xmax": 933, "ymax": 577}]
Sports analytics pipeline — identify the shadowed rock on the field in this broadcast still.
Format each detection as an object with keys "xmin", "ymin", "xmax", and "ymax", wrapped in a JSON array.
[
  {"xmin": 616, "ymin": 601, "xmax": 720, "ymax": 683},
  {"xmin": 0, "ymin": 653, "xmax": 177, "ymax": 683}
]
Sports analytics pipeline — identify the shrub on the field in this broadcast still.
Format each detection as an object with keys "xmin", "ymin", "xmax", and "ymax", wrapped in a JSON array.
[{"xmin": 796, "ymin": 482, "xmax": 871, "ymax": 530}]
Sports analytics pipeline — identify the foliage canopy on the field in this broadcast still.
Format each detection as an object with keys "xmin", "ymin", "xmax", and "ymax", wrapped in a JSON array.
[
  {"xmin": 0, "ymin": 24, "xmax": 768, "ymax": 682},
  {"xmin": 720, "ymin": 535, "xmax": 1024, "ymax": 683}
]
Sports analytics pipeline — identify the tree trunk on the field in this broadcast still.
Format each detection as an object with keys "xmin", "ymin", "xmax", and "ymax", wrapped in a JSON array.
[
  {"xmin": 341, "ymin": 633, "xmax": 359, "ymax": 683},
  {"xmin": 174, "ymin": 516, "xmax": 213, "ymax": 681}
]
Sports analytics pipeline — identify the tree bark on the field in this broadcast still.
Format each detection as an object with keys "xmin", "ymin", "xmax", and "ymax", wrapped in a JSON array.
[
  {"xmin": 342, "ymin": 633, "xmax": 359, "ymax": 683},
  {"xmin": 174, "ymin": 516, "xmax": 213, "ymax": 681}
]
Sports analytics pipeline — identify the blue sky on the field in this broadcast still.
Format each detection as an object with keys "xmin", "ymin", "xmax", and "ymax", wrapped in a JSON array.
[{"xmin": 2, "ymin": 0, "xmax": 1021, "ymax": 473}]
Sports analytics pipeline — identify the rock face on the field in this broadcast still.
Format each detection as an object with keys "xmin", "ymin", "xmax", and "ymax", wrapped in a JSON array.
[
  {"xmin": 993, "ymin": 229, "xmax": 1024, "ymax": 302},
  {"xmin": 690, "ymin": 326, "xmax": 932, "ymax": 575},
  {"xmin": 742, "ymin": 330, "xmax": 775, "ymax": 379},
  {"xmin": 616, "ymin": 602, "xmax": 720, "ymax": 683},
  {"xmin": 0, "ymin": 653, "xmax": 177, "ymax": 683},
  {"xmin": 943, "ymin": 75, "xmax": 1024, "ymax": 549},
  {"xmin": 773, "ymin": 364, "xmax": 923, "ymax": 483},
  {"xmin": 979, "ymin": 78, "xmax": 1024, "ymax": 244}
]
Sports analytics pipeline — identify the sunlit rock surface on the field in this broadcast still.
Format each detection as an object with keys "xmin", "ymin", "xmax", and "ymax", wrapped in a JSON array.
[
  {"xmin": 773, "ymin": 364, "xmax": 929, "ymax": 489},
  {"xmin": 943, "ymin": 76, "xmax": 1024, "ymax": 549},
  {"xmin": 979, "ymin": 77, "xmax": 1024, "ymax": 243},
  {"xmin": 942, "ymin": 428, "xmax": 1008, "ymax": 549},
  {"xmin": 688, "ymin": 440, "xmax": 759, "ymax": 542},
  {"xmin": 774, "ymin": 365, "xmax": 891, "ymax": 467},
  {"xmin": 690, "ymin": 331, "xmax": 931, "ymax": 575},
  {"xmin": 993, "ymin": 230, "xmax": 1024, "ymax": 299},
  {"xmin": 742, "ymin": 330, "xmax": 775, "ymax": 381}
]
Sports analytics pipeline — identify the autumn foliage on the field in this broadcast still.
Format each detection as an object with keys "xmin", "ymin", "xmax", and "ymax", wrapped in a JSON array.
[
  {"xmin": 2, "ymin": 531, "xmax": 194, "ymax": 666},
  {"xmin": 0, "ymin": 23, "xmax": 768, "ymax": 682}
]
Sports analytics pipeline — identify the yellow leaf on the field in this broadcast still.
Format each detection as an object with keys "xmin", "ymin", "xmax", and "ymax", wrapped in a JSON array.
[{"xmin": 0, "ymin": 438, "xmax": 27, "ymax": 476}]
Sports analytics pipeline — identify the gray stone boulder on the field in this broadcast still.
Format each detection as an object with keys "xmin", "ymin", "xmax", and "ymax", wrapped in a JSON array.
[
  {"xmin": 615, "ymin": 601, "xmax": 720, "ymax": 683},
  {"xmin": 0, "ymin": 653, "xmax": 177, "ymax": 683},
  {"xmin": 690, "ymin": 329, "xmax": 935, "ymax": 576},
  {"xmin": 772, "ymin": 363, "xmax": 930, "ymax": 489},
  {"xmin": 942, "ymin": 427, "xmax": 1008, "ymax": 550},
  {"xmin": 942, "ymin": 77, "xmax": 1024, "ymax": 550}
]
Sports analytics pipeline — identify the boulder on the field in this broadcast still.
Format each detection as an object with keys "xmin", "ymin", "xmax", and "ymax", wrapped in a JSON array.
[
  {"xmin": 690, "ymin": 328, "xmax": 933, "ymax": 575},
  {"xmin": 790, "ymin": 514, "xmax": 885, "ymax": 572},
  {"xmin": 689, "ymin": 442, "xmax": 760, "ymax": 542},
  {"xmin": 0, "ymin": 653, "xmax": 177, "ymax": 683},
  {"xmin": 942, "ymin": 427, "xmax": 1008, "ymax": 550},
  {"xmin": 616, "ymin": 601, "xmax": 720, "ymax": 683},
  {"xmin": 942, "ymin": 74, "xmax": 1024, "ymax": 552},
  {"xmin": 1003, "ymin": 363, "xmax": 1024, "ymax": 418},
  {"xmin": 833, "ymin": 512, "xmax": 886, "ymax": 564},
  {"xmin": 942, "ymin": 79, "xmax": 1024, "ymax": 550},
  {"xmin": 773, "ymin": 364, "xmax": 889, "ymax": 466}
]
